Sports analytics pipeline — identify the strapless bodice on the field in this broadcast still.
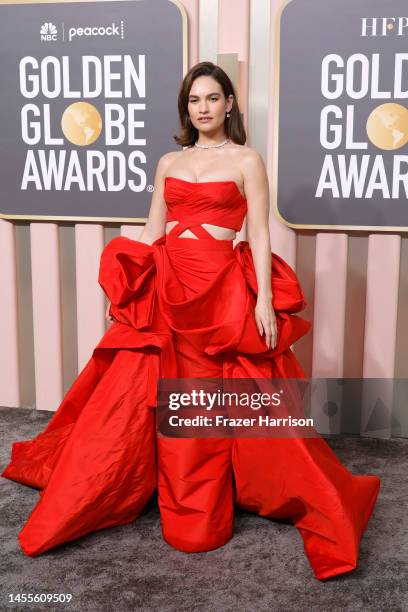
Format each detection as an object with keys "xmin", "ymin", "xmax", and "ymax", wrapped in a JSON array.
[{"xmin": 164, "ymin": 176, "xmax": 248, "ymax": 231}]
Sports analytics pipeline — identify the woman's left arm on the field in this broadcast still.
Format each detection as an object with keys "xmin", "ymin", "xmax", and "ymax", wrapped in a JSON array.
[{"xmin": 242, "ymin": 148, "xmax": 277, "ymax": 350}]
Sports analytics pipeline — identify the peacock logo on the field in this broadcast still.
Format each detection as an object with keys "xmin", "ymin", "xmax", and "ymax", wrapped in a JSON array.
[{"xmin": 40, "ymin": 22, "xmax": 58, "ymax": 42}]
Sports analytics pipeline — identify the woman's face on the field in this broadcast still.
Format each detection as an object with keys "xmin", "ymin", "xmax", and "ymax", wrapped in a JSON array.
[{"xmin": 187, "ymin": 75, "xmax": 233, "ymax": 134}]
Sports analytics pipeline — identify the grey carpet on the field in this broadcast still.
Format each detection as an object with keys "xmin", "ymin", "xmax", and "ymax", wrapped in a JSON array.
[{"xmin": 0, "ymin": 406, "xmax": 407, "ymax": 612}]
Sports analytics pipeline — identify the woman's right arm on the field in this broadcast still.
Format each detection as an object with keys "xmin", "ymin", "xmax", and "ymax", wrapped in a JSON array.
[
  {"xmin": 138, "ymin": 151, "xmax": 178, "ymax": 245},
  {"xmin": 105, "ymin": 151, "xmax": 177, "ymax": 321}
]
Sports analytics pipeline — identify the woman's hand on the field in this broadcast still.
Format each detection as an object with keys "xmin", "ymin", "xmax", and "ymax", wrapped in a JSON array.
[
  {"xmin": 254, "ymin": 296, "xmax": 277, "ymax": 349},
  {"xmin": 105, "ymin": 300, "xmax": 114, "ymax": 323}
]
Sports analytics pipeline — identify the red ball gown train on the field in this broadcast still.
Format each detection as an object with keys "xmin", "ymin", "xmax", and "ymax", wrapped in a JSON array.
[{"xmin": 1, "ymin": 177, "xmax": 381, "ymax": 581}]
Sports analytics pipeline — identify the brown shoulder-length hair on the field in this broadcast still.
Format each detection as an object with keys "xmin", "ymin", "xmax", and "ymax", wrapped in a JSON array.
[{"xmin": 174, "ymin": 61, "xmax": 246, "ymax": 147}]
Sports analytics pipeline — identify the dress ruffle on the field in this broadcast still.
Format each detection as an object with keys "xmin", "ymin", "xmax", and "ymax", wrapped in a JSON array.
[{"xmin": 98, "ymin": 235, "xmax": 311, "ymax": 359}]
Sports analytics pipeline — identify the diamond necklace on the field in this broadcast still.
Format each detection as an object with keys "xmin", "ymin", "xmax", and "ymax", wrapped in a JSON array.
[{"xmin": 194, "ymin": 138, "xmax": 231, "ymax": 149}]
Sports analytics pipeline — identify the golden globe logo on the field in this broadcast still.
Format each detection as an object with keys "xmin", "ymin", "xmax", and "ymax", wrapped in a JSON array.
[
  {"xmin": 316, "ymin": 53, "xmax": 408, "ymax": 199},
  {"xmin": 61, "ymin": 102, "xmax": 102, "ymax": 146},
  {"xmin": 19, "ymin": 55, "xmax": 147, "ymax": 193},
  {"xmin": 40, "ymin": 22, "xmax": 57, "ymax": 42},
  {"xmin": 366, "ymin": 103, "xmax": 408, "ymax": 150}
]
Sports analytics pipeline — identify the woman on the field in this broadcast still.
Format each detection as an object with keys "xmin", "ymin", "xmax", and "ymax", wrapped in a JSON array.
[{"xmin": 2, "ymin": 62, "xmax": 380, "ymax": 581}]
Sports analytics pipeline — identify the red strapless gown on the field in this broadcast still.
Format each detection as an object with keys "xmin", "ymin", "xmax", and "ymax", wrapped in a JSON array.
[{"xmin": 1, "ymin": 177, "xmax": 381, "ymax": 580}]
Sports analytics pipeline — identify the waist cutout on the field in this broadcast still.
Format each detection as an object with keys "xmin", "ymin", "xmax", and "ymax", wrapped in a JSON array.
[{"xmin": 165, "ymin": 233, "xmax": 234, "ymax": 252}]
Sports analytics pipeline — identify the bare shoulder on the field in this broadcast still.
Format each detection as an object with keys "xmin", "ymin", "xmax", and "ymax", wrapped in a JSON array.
[
  {"xmin": 239, "ymin": 145, "xmax": 265, "ymax": 171},
  {"xmin": 157, "ymin": 149, "xmax": 183, "ymax": 174},
  {"xmin": 231, "ymin": 146, "xmax": 266, "ymax": 186}
]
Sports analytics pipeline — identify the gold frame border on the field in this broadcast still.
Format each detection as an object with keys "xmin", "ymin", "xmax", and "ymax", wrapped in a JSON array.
[
  {"xmin": 272, "ymin": 0, "xmax": 408, "ymax": 233},
  {"xmin": 0, "ymin": 0, "xmax": 188, "ymax": 224}
]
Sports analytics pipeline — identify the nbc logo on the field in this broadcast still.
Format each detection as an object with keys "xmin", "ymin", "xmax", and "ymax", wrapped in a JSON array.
[{"xmin": 40, "ymin": 22, "xmax": 58, "ymax": 42}]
